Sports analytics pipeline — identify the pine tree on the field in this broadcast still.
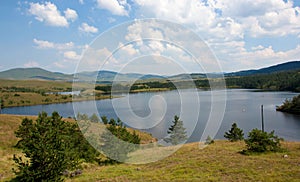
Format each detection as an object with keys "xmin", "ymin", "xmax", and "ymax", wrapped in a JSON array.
[
  {"xmin": 100, "ymin": 118, "xmax": 140, "ymax": 163},
  {"xmin": 244, "ymin": 129, "xmax": 283, "ymax": 153},
  {"xmin": 13, "ymin": 112, "xmax": 81, "ymax": 181},
  {"xmin": 224, "ymin": 123, "xmax": 244, "ymax": 142},
  {"xmin": 101, "ymin": 116, "xmax": 108, "ymax": 124},
  {"xmin": 164, "ymin": 115, "xmax": 187, "ymax": 145},
  {"xmin": 89, "ymin": 113, "xmax": 100, "ymax": 122}
]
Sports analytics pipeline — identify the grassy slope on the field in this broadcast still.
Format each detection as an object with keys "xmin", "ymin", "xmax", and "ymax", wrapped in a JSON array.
[
  {"xmin": 0, "ymin": 80, "xmax": 113, "ymax": 107},
  {"xmin": 1, "ymin": 115, "xmax": 300, "ymax": 181},
  {"xmin": 0, "ymin": 114, "xmax": 154, "ymax": 181},
  {"xmin": 69, "ymin": 141, "xmax": 300, "ymax": 182}
]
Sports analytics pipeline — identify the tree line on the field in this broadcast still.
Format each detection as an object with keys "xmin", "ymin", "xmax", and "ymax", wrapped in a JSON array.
[
  {"xmin": 95, "ymin": 70, "xmax": 300, "ymax": 93},
  {"xmin": 225, "ymin": 70, "xmax": 300, "ymax": 92},
  {"xmin": 12, "ymin": 112, "xmax": 141, "ymax": 181}
]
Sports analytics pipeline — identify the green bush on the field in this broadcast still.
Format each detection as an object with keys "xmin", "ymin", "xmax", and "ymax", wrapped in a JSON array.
[
  {"xmin": 101, "ymin": 116, "xmax": 108, "ymax": 124},
  {"xmin": 224, "ymin": 123, "xmax": 244, "ymax": 142},
  {"xmin": 244, "ymin": 129, "xmax": 283, "ymax": 154},
  {"xmin": 205, "ymin": 135, "xmax": 214, "ymax": 145},
  {"xmin": 100, "ymin": 118, "xmax": 141, "ymax": 163},
  {"xmin": 89, "ymin": 113, "xmax": 100, "ymax": 123},
  {"xmin": 13, "ymin": 112, "xmax": 99, "ymax": 181}
]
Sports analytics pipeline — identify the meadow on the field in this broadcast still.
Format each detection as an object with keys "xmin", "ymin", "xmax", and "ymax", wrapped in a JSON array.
[{"xmin": 1, "ymin": 114, "xmax": 299, "ymax": 181}]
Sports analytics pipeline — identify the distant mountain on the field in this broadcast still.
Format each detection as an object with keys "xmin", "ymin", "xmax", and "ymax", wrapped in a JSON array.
[
  {"xmin": 226, "ymin": 61, "xmax": 300, "ymax": 77},
  {"xmin": 75, "ymin": 70, "xmax": 165, "ymax": 82},
  {"xmin": 1, "ymin": 61, "xmax": 300, "ymax": 81},
  {"xmin": 0, "ymin": 68, "xmax": 73, "ymax": 80}
]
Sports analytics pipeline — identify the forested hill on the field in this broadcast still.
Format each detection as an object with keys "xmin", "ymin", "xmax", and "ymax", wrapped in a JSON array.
[
  {"xmin": 225, "ymin": 69, "xmax": 300, "ymax": 92},
  {"xmin": 0, "ymin": 61, "xmax": 300, "ymax": 81},
  {"xmin": 226, "ymin": 61, "xmax": 300, "ymax": 77}
]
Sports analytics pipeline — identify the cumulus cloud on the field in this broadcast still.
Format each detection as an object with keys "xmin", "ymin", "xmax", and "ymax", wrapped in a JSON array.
[
  {"xmin": 28, "ymin": 2, "xmax": 77, "ymax": 27},
  {"xmin": 79, "ymin": 23, "xmax": 98, "ymax": 33},
  {"xmin": 97, "ymin": 0, "xmax": 129, "ymax": 16},
  {"xmin": 64, "ymin": 51, "xmax": 81, "ymax": 60},
  {"xmin": 33, "ymin": 39, "xmax": 74, "ymax": 50},
  {"xmin": 209, "ymin": 0, "xmax": 300, "ymax": 37},
  {"xmin": 64, "ymin": 8, "xmax": 78, "ymax": 22},
  {"xmin": 130, "ymin": 0, "xmax": 300, "ymax": 72}
]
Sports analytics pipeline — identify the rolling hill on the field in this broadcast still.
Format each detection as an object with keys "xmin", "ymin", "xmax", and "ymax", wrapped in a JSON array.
[
  {"xmin": 225, "ymin": 61, "xmax": 300, "ymax": 77},
  {"xmin": 0, "ymin": 68, "xmax": 73, "ymax": 81},
  {"xmin": 1, "ymin": 61, "xmax": 300, "ymax": 81}
]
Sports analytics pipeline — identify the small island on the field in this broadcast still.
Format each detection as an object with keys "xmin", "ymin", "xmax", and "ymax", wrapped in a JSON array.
[{"xmin": 276, "ymin": 94, "xmax": 300, "ymax": 115}]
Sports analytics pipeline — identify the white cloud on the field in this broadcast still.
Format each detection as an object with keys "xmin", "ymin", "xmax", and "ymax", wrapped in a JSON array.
[
  {"xmin": 79, "ymin": 0, "xmax": 84, "ymax": 5},
  {"xmin": 33, "ymin": 39, "xmax": 74, "ymax": 50},
  {"xmin": 28, "ymin": 2, "xmax": 77, "ymax": 27},
  {"xmin": 64, "ymin": 51, "xmax": 81, "ymax": 60},
  {"xmin": 79, "ymin": 23, "xmax": 98, "ymax": 33},
  {"xmin": 218, "ymin": 44, "xmax": 300, "ymax": 71},
  {"xmin": 208, "ymin": 0, "xmax": 300, "ymax": 37},
  {"xmin": 134, "ymin": 0, "xmax": 216, "ymax": 28},
  {"xmin": 118, "ymin": 43, "xmax": 138, "ymax": 56},
  {"xmin": 64, "ymin": 8, "xmax": 78, "ymax": 22},
  {"xmin": 24, "ymin": 61, "xmax": 40, "ymax": 68},
  {"xmin": 210, "ymin": 0, "xmax": 287, "ymax": 18},
  {"xmin": 251, "ymin": 45, "xmax": 264, "ymax": 51},
  {"xmin": 131, "ymin": 0, "xmax": 300, "ymax": 73},
  {"xmin": 33, "ymin": 39, "xmax": 54, "ymax": 49},
  {"xmin": 97, "ymin": 0, "xmax": 129, "ymax": 16},
  {"xmin": 53, "ymin": 62, "xmax": 65, "ymax": 68},
  {"xmin": 77, "ymin": 47, "xmax": 118, "ymax": 72}
]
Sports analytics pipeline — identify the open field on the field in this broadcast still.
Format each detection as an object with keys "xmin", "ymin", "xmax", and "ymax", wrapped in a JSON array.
[
  {"xmin": 1, "ymin": 114, "xmax": 300, "ymax": 181},
  {"xmin": 65, "ymin": 141, "xmax": 300, "ymax": 182},
  {"xmin": 0, "ymin": 80, "xmax": 113, "ymax": 108},
  {"xmin": 0, "ymin": 92, "xmax": 112, "ymax": 108}
]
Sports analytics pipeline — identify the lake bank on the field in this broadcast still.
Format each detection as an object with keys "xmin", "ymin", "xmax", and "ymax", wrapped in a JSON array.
[
  {"xmin": 1, "ymin": 114, "xmax": 299, "ymax": 181},
  {"xmin": 2, "ymin": 89, "xmax": 300, "ymax": 142},
  {"xmin": 1, "ymin": 112, "xmax": 299, "ymax": 181}
]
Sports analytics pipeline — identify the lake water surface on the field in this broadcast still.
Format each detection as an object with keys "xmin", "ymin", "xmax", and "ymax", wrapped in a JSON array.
[{"xmin": 2, "ymin": 89, "xmax": 300, "ymax": 142}]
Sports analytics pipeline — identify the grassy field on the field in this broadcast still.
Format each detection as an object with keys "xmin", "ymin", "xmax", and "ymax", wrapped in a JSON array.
[
  {"xmin": 1, "ymin": 114, "xmax": 300, "ymax": 181},
  {"xmin": 0, "ymin": 80, "xmax": 113, "ymax": 108},
  {"xmin": 0, "ymin": 92, "xmax": 112, "ymax": 108},
  {"xmin": 67, "ymin": 141, "xmax": 300, "ymax": 182}
]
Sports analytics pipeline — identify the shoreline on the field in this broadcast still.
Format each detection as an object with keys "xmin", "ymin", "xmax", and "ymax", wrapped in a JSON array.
[{"xmin": 1, "ymin": 88, "xmax": 299, "ymax": 109}]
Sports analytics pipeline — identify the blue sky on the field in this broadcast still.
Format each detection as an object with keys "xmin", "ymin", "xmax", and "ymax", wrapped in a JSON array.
[{"xmin": 1, "ymin": 0, "xmax": 300, "ymax": 74}]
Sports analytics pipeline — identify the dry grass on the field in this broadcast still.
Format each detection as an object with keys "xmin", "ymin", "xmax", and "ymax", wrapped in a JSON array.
[
  {"xmin": 0, "ymin": 115, "xmax": 37, "ymax": 181},
  {"xmin": 0, "ymin": 114, "xmax": 155, "ymax": 181},
  {"xmin": 0, "ymin": 79, "xmax": 72, "ymax": 91},
  {"xmin": 0, "ymin": 79, "xmax": 114, "ymax": 107},
  {"xmin": 67, "ymin": 141, "xmax": 300, "ymax": 182},
  {"xmin": 0, "ymin": 92, "xmax": 113, "ymax": 108},
  {"xmin": 1, "ymin": 114, "xmax": 300, "ymax": 181}
]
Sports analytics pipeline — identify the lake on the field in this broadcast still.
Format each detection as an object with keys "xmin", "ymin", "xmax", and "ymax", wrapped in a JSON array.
[{"xmin": 2, "ymin": 89, "xmax": 300, "ymax": 142}]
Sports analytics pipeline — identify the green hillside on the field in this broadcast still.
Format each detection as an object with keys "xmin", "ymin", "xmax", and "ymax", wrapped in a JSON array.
[
  {"xmin": 0, "ymin": 68, "xmax": 73, "ymax": 80},
  {"xmin": 0, "ymin": 114, "xmax": 299, "ymax": 181}
]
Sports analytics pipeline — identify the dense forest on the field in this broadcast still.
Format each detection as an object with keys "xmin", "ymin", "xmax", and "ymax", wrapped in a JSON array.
[
  {"xmin": 95, "ymin": 69, "xmax": 300, "ymax": 93},
  {"xmin": 225, "ymin": 70, "xmax": 300, "ymax": 92}
]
